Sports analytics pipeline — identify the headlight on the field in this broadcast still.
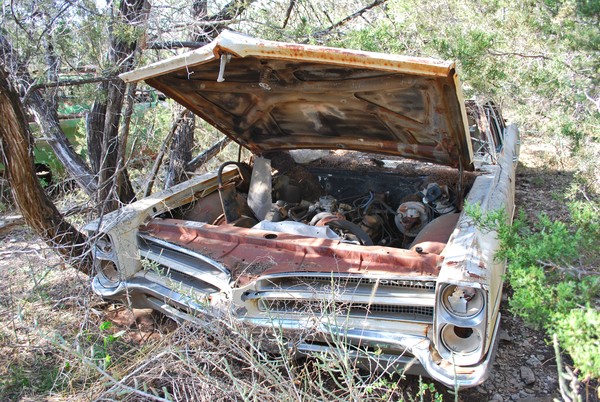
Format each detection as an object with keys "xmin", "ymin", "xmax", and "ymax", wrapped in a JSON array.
[
  {"xmin": 98, "ymin": 260, "xmax": 120, "ymax": 283},
  {"xmin": 92, "ymin": 235, "xmax": 121, "ymax": 285},
  {"xmin": 440, "ymin": 324, "xmax": 482, "ymax": 355},
  {"xmin": 440, "ymin": 285, "xmax": 484, "ymax": 318},
  {"xmin": 436, "ymin": 283, "xmax": 488, "ymax": 365},
  {"xmin": 94, "ymin": 235, "xmax": 114, "ymax": 258}
]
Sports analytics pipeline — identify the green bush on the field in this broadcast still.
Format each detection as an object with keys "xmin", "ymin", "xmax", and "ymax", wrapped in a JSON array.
[
  {"xmin": 554, "ymin": 308, "xmax": 600, "ymax": 380},
  {"xmin": 470, "ymin": 200, "xmax": 600, "ymax": 380}
]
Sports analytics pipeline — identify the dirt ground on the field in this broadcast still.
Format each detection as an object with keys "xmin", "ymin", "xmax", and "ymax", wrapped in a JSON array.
[{"xmin": 0, "ymin": 131, "xmax": 597, "ymax": 401}]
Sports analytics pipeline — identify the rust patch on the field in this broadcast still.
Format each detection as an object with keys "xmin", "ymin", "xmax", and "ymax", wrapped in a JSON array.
[
  {"xmin": 466, "ymin": 270, "xmax": 483, "ymax": 280},
  {"xmin": 142, "ymin": 218, "xmax": 443, "ymax": 279}
]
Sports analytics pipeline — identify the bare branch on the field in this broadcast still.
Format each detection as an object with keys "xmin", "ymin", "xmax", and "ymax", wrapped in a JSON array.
[
  {"xmin": 487, "ymin": 50, "xmax": 550, "ymax": 60},
  {"xmin": 205, "ymin": 0, "xmax": 257, "ymax": 22},
  {"xmin": 487, "ymin": 49, "xmax": 595, "ymax": 80},
  {"xmin": 584, "ymin": 91, "xmax": 600, "ymax": 113},
  {"xmin": 144, "ymin": 108, "xmax": 189, "ymax": 197},
  {"xmin": 9, "ymin": 0, "xmax": 34, "ymax": 41},
  {"xmin": 186, "ymin": 136, "xmax": 232, "ymax": 172},
  {"xmin": 50, "ymin": 337, "xmax": 172, "ymax": 402},
  {"xmin": 1, "ymin": 33, "xmax": 98, "ymax": 194},
  {"xmin": 35, "ymin": 0, "xmax": 73, "ymax": 46},
  {"xmin": 22, "ymin": 76, "xmax": 120, "ymax": 104},
  {"xmin": 148, "ymin": 40, "xmax": 207, "ymax": 50},
  {"xmin": 314, "ymin": 0, "xmax": 388, "ymax": 37},
  {"xmin": 282, "ymin": 0, "xmax": 297, "ymax": 28}
]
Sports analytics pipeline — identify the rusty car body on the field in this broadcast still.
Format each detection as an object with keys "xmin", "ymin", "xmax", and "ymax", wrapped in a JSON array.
[{"xmin": 85, "ymin": 31, "xmax": 519, "ymax": 388}]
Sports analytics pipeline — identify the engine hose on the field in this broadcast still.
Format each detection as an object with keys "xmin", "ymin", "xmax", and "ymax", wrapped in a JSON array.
[
  {"xmin": 326, "ymin": 219, "xmax": 373, "ymax": 246},
  {"xmin": 310, "ymin": 212, "xmax": 336, "ymax": 226},
  {"xmin": 217, "ymin": 161, "xmax": 246, "ymax": 186},
  {"xmin": 288, "ymin": 205, "xmax": 309, "ymax": 221},
  {"xmin": 374, "ymin": 199, "xmax": 398, "ymax": 215}
]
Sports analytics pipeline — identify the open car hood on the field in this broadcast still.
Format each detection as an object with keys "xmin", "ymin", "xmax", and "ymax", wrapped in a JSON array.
[{"xmin": 121, "ymin": 31, "xmax": 473, "ymax": 169}]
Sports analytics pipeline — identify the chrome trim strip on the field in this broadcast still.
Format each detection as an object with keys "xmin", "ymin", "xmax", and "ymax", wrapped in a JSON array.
[
  {"xmin": 243, "ymin": 315, "xmax": 501, "ymax": 388},
  {"xmin": 139, "ymin": 233, "xmax": 232, "ymax": 278},
  {"xmin": 244, "ymin": 290, "xmax": 435, "ymax": 307},
  {"xmin": 91, "ymin": 275, "xmax": 211, "ymax": 314},
  {"xmin": 139, "ymin": 245, "xmax": 231, "ymax": 292},
  {"xmin": 257, "ymin": 272, "xmax": 437, "ymax": 288}
]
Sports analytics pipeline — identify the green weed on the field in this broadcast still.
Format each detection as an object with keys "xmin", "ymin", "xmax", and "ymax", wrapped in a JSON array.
[
  {"xmin": 417, "ymin": 377, "xmax": 444, "ymax": 402},
  {"xmin": 90, "ymin": 321, "xmax": 126, "ymax": 370}
]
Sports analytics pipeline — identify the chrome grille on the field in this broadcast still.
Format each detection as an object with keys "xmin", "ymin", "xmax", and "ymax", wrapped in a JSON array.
[
  {"xmin": 137, "ymin": 233, "xmax": 231, "ymax": 292},
  {"xmin": 259, "ymin": 299, "xmax": 434, "ymax": 322},
  {"xmin": 254, "ymin": 274, "xmax": 436, "ymax": 324},
  {"xmin": 259, "ymin": 275, "xmax": 436, "ymax": 292}
]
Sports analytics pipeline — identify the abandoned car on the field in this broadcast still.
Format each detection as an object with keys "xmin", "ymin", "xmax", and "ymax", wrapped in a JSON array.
[{"xmin": 85, "ymin": 31, "xmax": 519, "ymax": 388}]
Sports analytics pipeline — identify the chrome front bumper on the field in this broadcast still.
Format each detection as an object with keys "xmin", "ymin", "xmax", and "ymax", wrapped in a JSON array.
[{"xmin": 92, "ymin": 274, "xmax": 499, "ymax": 388}]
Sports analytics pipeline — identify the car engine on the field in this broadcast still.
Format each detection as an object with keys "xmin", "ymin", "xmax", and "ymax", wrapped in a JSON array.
[{"xmin": 174, "ymin": 153, "xmax": 468, "ymax": 250}]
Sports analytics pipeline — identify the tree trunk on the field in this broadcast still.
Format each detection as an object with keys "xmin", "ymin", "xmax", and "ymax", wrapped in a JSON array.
[
  {"xmin": 162, "ymin": 0, "xmax": 256, "ymax": 188},
  {"xmin": 89, "ymin": 0, "xmax": 149, "ymax": 212},
  {"xmin": 28, "ymin": 90, "xmax": 98, "ymax": 195},
  {"xmin": 164, "ymin": 0, "xmax": 208, "ymax": 189},
  {"xmin": 0, "ymin": 66, "xmax": 92, "ymax": 274},
  {"xmin": 42, "ymin": 34, "xmax": 59, "ymax": 111},
  {"xmin": 86, "ymin": 83, "xmax": 108, "ymax": 176},
  {"xmin": 186, "ymin": 137, "xmax": 232, "ymax": 172},
  {"xmin": 97, "ymin": 77, "xmax": 136, "ymax": 212},
  {"xmin": 165, "ymin": 108, "xmax": 194, "ymax": 188},
  {"xmin": 0, "ymin": 34, "xmax": 98, "ymax": 196}
]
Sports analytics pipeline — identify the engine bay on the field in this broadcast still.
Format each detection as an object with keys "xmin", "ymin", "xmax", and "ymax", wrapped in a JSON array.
[{"xmin": 170, "ymin": 151, "xmax": 476, "ymax": 250}]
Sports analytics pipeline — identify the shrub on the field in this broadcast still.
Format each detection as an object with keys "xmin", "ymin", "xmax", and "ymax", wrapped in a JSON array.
[
  {"xmin": 554, "ymin": 308, "xmax": 600, "ymax": 380},
  {"xmin": 470, "ymin": 200, "xmax": 600, "ymax": 380}
]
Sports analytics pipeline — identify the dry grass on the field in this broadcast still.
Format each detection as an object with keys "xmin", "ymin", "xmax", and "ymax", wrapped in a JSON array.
[
  {"xmin": 0, "ymin": 228, "xmax": 94, "ymax": 400},
  {"xmin": 0, "ymin": 226, "xmax": 448, "ymax": 401}
]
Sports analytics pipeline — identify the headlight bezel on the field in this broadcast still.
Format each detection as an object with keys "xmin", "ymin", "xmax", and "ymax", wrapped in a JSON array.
[
  {"xmin": 439, "ymin": 324, "xmax": 483, "ymax": 356},
  {"xmin": 92, "ymin": 233, "xmax": 122, "ymax": 286},
  {"xmin": 435, "ymin": 282, "xmax": 489, "ymax": 366},
  {"xmin": 440, "ymin": 284, "xmax": 486, "ymax": 320}
]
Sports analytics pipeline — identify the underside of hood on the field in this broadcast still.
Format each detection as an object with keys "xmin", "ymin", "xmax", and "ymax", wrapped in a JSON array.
[{"xmin": 121, "ymin": 31, "xmax": 473, "ymax": 170}]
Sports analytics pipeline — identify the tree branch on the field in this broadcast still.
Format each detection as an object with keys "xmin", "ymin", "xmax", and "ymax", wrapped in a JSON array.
[
  {"xmin": 486, "ymin": 49, "xmax": 550, "ymax": 60},
  {"xmin": 148, "ymin": 40, "xmax": 207, "ymax": 50},
  {"xmin": 186, "ymin": 136, "xmax": 232, "ymax": 172},
  {"xmin": 584, "ymin": 91, "xmax": 600, "ymax": 113},
  {"xmin": 0, "ymin": 65, "xmax": 93, "ymax": 273},
  {"xmin": 487, "ymin": 49, "xmax": 595, "ymax": 80},
  {"xmin": 144, "ymin": 108, "xmax": 188, "ymax": 197},
  {"xmin": 282, "ymin": 0, "xmax": 297, "ymax": 28},
  {"xmin": 22, "ymin": 76, "xmax": 120, "ymax": 104},
  {"xmin": 205, "ymin": 0, "xmax": 257, "ymax": 22},
  {"xmin": 1, "ymin": 33, "xmax": 98, "ymax": 195},
  {"xmin": 314, "ymin": 0, "xmax": 388, "ymax": 36}
]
